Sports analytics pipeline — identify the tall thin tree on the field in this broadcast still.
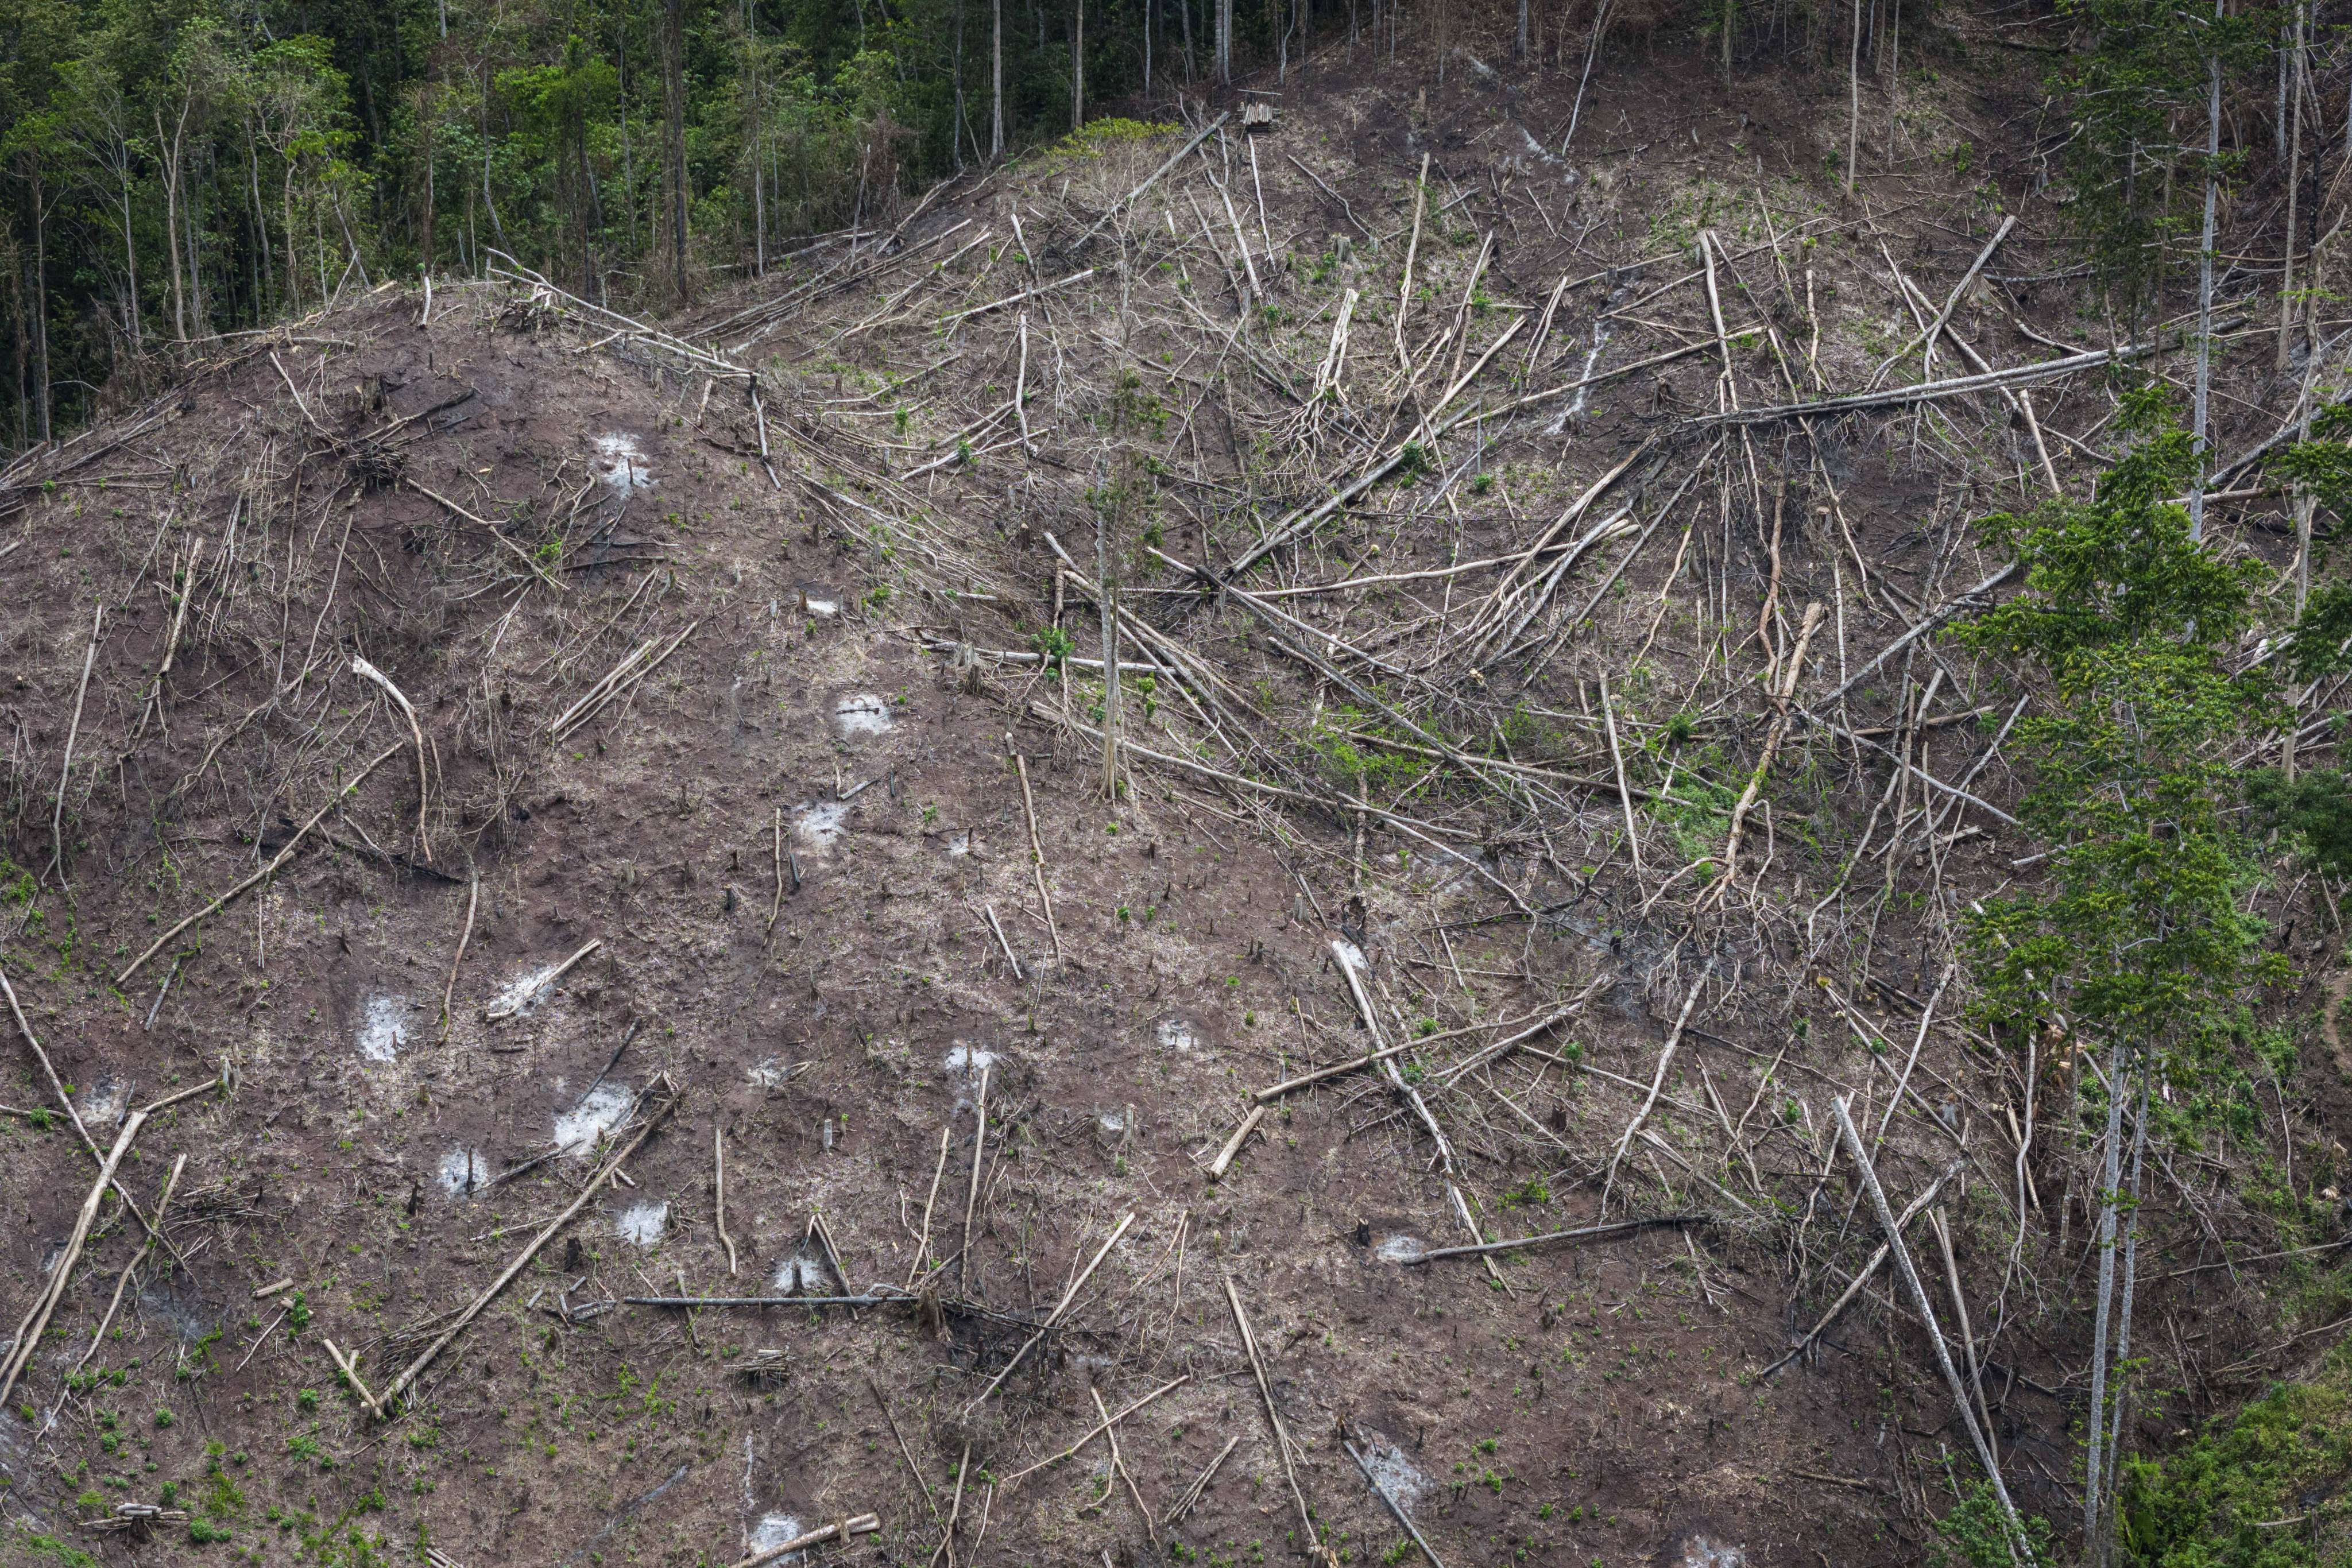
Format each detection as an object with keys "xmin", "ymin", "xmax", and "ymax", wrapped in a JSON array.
[
  {"xmin": 662, "ymin": 0, "xmax": 689, "ymax": 296},
  {"xmin": 2188, "ymin": 0, "xmax": 2222, "ymax": 541},
  {"xmin": 991, "ymin": 0, "xmax": 1004, "ymax": 154}
]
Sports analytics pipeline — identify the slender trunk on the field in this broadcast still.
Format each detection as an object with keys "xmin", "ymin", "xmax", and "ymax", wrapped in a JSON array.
[
  {"xmin": 419, "ymin": 95, "xmax": 438, "ymax": 277},
  {"xmin": 620, "ymin": 13, "xmax": 636, "ymax": 254},
  {"xmin": 951, "ymin": 0, "xmax": 966, "ymax": 171},
  {"xmin": 1845, "ymin": 0, "xmax": 1860, "ymax": 196},
  {"xmin": 479, "ymin": 62, "xmax": 509, "ymax": 254},
  {"xmin": 2190, "ymin": 27, "xmax": 2221, "ymax": 541},
  {"xmin": 186, "ymin": 144, "xmax": 204, "ymax": 331},
  {"xmin": 284, "ymin": 167, "xmax": 301, "ymax": 310},
  {"xmin": 1072, "ymin": 0, "xmax": 1085, "ymax": 130},
  {"xmin": 31, "ymin": 178, "xmax": 50, "ymax": 443},
  {"xmin": 1097, "ymin": 513, "xmax": 1121, "ymax": 797},
  {"xmin": 2083, "ymin": 1036, "xmax": 2127, "ymax": 1559},
  {"xmin": 248, "ymin": 133, "xmax": 273, "ymax": 302},
  {"xmin": 158, "ymin": 110, "xmax": 186, "ymax": 340},
  {"xmin": 2279, "ymin": 0, "xmax": 2308, "ymax": 371},
  {"xmin": 1517, "ymin": 0, "xmax": 1527, "ymax": 58},
  {"xmin": 575, "ymin": 124, "xmax": 596, "ymax": 292},
  {"xmin": 1145, "ymin": 0, "xmax": 1153, "ymax": 93},
  {"xmin": 663, "ymin": 0, "xmax": 689, "ymax": 296},
  {"xmin": 992, "ymin": 0, "xmax": 1005, "ymax": 154},
  {"xmin": 11, "ymin": 258, "xmax": 25, "ymax": 448},
  {"xmin": 2277, "ymin": 14, "xmax": 2289, "ymax": 154},
  {"xmin": 1563, "ymin": 0, "xmax": 1611, "ymax": 153},
  {"xmin": 1180, "ymin": 0, "xmax": 1193, "ymax": 84},
  {"xmin": 1217, "ymin": 0, "xmax": 1232, "ymax": 82},
  {"xmin": 2100, "ymin": 1074, "xmax": 2150, "ymax": 1540},
  {"xmin": 2287, "ymin": 386, "xmax": 2317, "ymax": 780},
  {"xmin": 119, "ymin": 175, "xmax": 141, "ymax": 354},
  {"xmin": 1882, "ymin": 0, "xmax": 1897, "ymax": 142}
]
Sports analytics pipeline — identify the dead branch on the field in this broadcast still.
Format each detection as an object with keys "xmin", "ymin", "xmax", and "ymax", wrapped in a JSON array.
[
  {"xmin": 117, "ymin": 741, "xmax": 405, "ymax": 984},
  {"xmin": 371, "ymin": 1078, "xmax": 680, "ymax": 1417},
  {"xmin": 0, "ymin": 1108, "xmax": 152, "ymax": 1408},
  {"xmin": 1398, "ymin": 1214, "xmax": 1705, "ymax": 1266}
]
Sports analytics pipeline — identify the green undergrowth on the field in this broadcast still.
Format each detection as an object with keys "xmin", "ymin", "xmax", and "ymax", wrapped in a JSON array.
[{"xmin": 2118, "ymin": 1344, "xmax": 2352, "ymax": 1566}]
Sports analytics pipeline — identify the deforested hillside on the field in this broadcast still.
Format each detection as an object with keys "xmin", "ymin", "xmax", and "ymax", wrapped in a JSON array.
[{"xmin": 6, "ymin": 3, "xmax": 2352, "ymax": 1567}]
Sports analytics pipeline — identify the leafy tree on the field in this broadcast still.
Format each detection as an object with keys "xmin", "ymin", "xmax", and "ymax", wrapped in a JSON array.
[
  {"xmin": 2247, "ymin": 407, "xmax": 2352, "ymax": 881},
  {"xmin": 1959, "ymin": 386, "xmax": 2289, "ymax": 1565}
]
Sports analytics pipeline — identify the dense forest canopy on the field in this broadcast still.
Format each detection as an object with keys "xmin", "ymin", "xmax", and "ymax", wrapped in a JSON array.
[
  {"xmin": 0, "ymin": 0, "xmax": 2331, "ymax": 452},
  {"xmin": 0, "ymin": 0, "xmax": 1299, "ymax": 444}
]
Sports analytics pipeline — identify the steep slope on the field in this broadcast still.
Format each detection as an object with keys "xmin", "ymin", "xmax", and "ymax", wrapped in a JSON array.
[{"xmin": 2, "ymin": 13, "xmax": 2347, "ymax": 1568}]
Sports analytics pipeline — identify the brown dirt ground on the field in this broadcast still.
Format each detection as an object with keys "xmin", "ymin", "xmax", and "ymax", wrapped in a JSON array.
[{"xmin": 2, "ymin": 10, "xmax": 2342, "ymax": 1568}]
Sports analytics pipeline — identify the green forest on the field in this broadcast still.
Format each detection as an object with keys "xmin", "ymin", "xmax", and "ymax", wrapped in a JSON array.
[
  {"xmin": 0, "ymin": 0, "xmax": 1349, "ymax": 446},
  {"xmin": 0, "ymin": 0, "xmax": 2334, "ymax": 455}
]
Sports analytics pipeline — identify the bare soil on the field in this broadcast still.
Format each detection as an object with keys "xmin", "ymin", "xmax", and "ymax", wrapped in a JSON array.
[{"xmin": 1, "ymin": 11, "xmax": 2339, "ymax": 1568}]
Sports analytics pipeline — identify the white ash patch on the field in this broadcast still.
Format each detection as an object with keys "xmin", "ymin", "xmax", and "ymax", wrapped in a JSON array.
[
  {"xmin": 614, "ymin": 1201, "xmax": 669, "ymax": 1248},
  {"xmin": 770, "ymin": 1246, "xmax": 841, "ymax": 1296},
  {"xmin": 791, "ymin": 800, "xmax": 848, "ymax": 851},
  {"xmin": 749, "ymin": 1514, "xmax": 807, "ymax": 1560},
  {"xmin": 1375, "ymin": 1234, "xmax": 1428, "ymax": 1264},
  {"xmin": 436, "ymin": 1147, "xmax": 488, "ymax": 1198},
  {"xmin": 943, "ymin": 1042, "xmax": 998, "ymax": 1077},
  {"xmin": 592, "ymin": 432, "xmax": 655, "ymax": 491},
  {"xmin": 1155, "ymin": 1019, "xmax": 1198, "ymax": 1054},
  {"xmin": 1356, "ymin": 1433, "xmax": 1429, "ymax": 1511},
  {"xmin": 554, "ymin": 1082, "xmax": 635, "ymax": 1156},
  {"xmin": 1099, "ymin": 1110, "xmax": 1128, "ymax": 1136},
  {"xmin": 488, "ymin": 961, "xmax": 567, "ymax": 1020},
  {"xmin": 357, "ymin": 996, "xmax": 410, "ymax": 1063},
  {"xmin": 747, "ymin": 1056, "xmax": 800, "ymax": 1090},
  {"xmin": 942, "ymin": 830, "xmax": 970, "ymax": 857},
  {"xmin": 802, "ymin": 597, "xmax": 840, "ymax": 621},
  {"xmin": 830, "ymin": 694, "xmax": 893, "ymax": 740},
  {"xmin": 74, "ymin": 1075, "xmax": 129, "ymax": 1128},
  {"xmin": 1673, "ymin": 1538, "xmax": 1746, "ymax": 1568}
]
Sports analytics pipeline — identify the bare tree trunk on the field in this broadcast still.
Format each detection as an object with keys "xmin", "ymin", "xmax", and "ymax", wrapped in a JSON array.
[
  {"xmin": 663, "ymin": 0, "xmax": 690, "ymax": 297},
  {"xmin": 2278, "ymin": 0, "xmax": 2307, "ymax": 371},
  {"xmin": 750, "ymin": 0, "xmax": 773, "ymax": 254},
  {"xmin": 32, "ymin": 243, "xmax": 48, "ymax": 440},
  {"xmin": 992, "ymin": 0, "xmax": 1005, "ymax": 154},
  {"xmin": 1097, "ymin": 514, "xmax": 1121, "ymax": 797},
  {"xmin": 28, "ymin": 171, "xmax": 51, "ymax": 443},
  {"xmin": 951, "ymin": 0, "xmax": 966, "ymax": 171},
  {"xmin": 619, "ymin": 16, "xmax": 637, "ymax": 250},
  {"xmin": 2099, "ymin": 1077, "xmax": 2150, "ymax": 1536},
  {"xmin": 2190, "ymin": 21, "xmax": 2221, "ymax": 541},
  {"xmin": 417, "ymin": 87, "xmax": 438, "ymax": 278},
  {"xmin": 2286, "ymin": 384, "xmax": 2316, "ymax": 780},
  {"xmin": 1217, "ymin": 0, "xmax": 1232, "ymax": 83},
  {"xmin": 2083, "ymin": 1037, "xmax": 2127, "ymax": 1562},
  {"xmin": 158, "ymin": 110, "xmax": 186, "ymax": 340},
  {"xmin": 186, "ymin": 143, "xmax": 206, "ymax": 330},
  {"xmin": 247, "ymin": 132, "xmax": 274, "ymax": 301},
  {"xmin": 116, "ymin": 172, "xmax": 141, "ymax": 354},
  {"xmin": 1072, "ymin": 0, "xmax": 1084, "ymax": 128},
  {"xmin": 1563, "ymin": 0, "xmax": 1611, "ymax": 153},
  {"xmin": 479, "ymin": 61, "xmax": 509, "ymax": 255},
  {"xmin": 1845, "ymin": 0, "xmax": 1860, "ymax": 196}
]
